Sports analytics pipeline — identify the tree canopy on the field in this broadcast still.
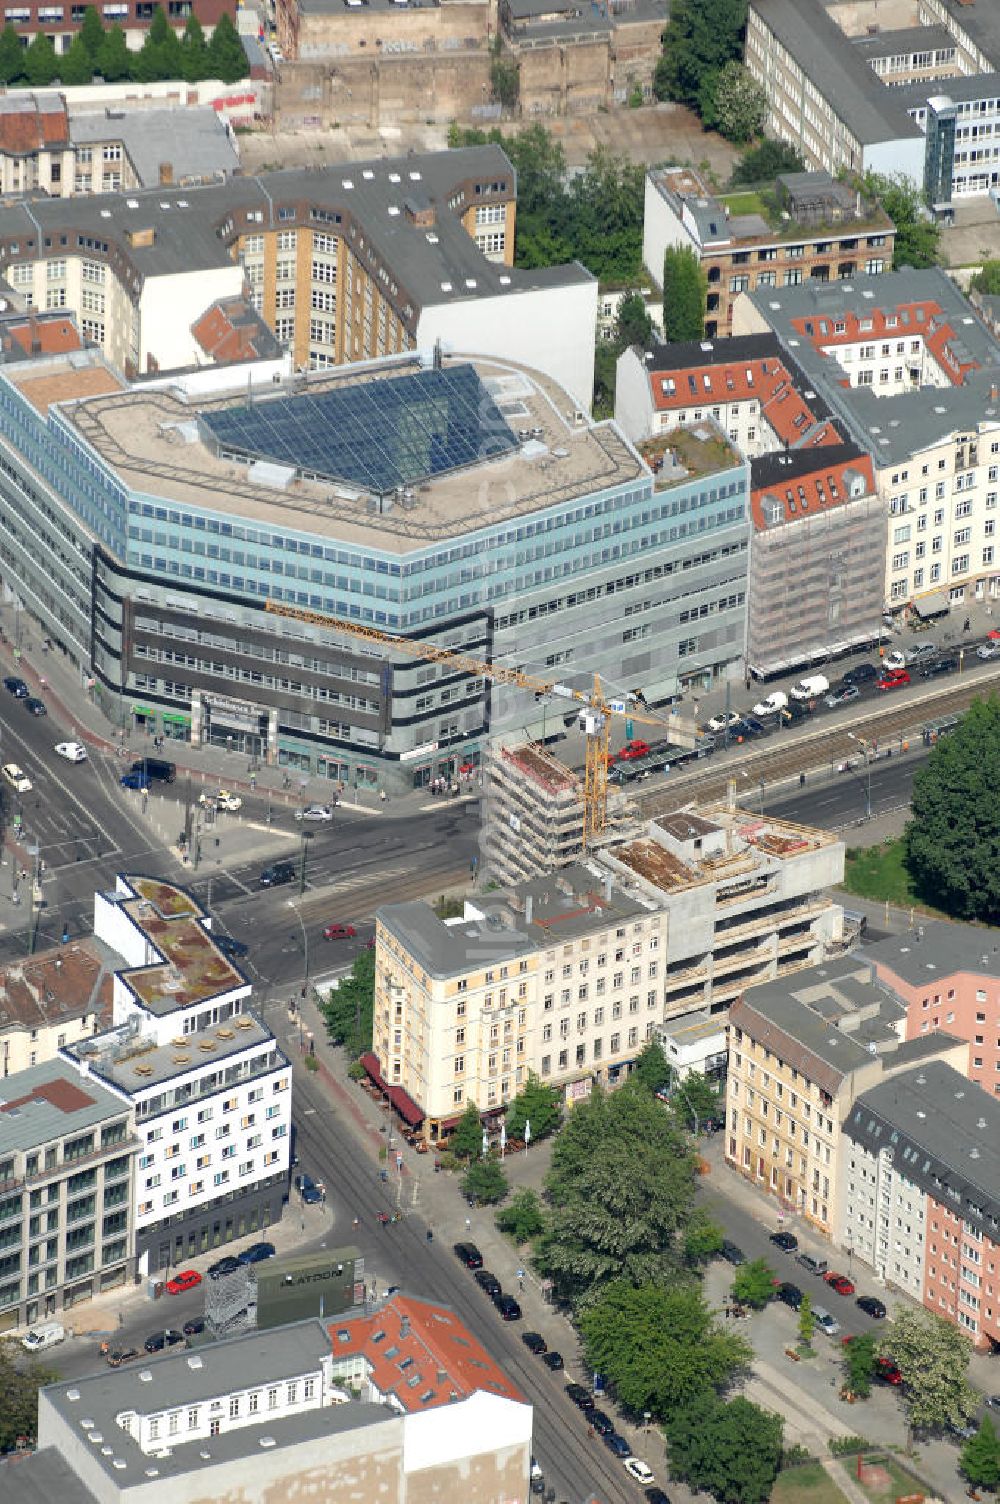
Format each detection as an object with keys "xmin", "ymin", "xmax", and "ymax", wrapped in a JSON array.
[
  {"xmin": 0, "ymin": 1339, "xmax": 59, "ymax": 1451},
  {"xmin": 449, "ymin": 1099, "xmax": 485, "ymax": 1161},
  {"xmin": 496, "ymin": 1187, "xmax": 546, "ymax": 1243},
  {"xmin": 732, "ymin": 1257, "xmax": 775, "ymax": 1310},
  {"xmin": 207, "ymin": 12, "xmax": 248, "ymax": 84},
  {"xmin": 653, "ymin": 0, "xmax": 748, "ymax": 122},
  {"xmin": 730, "ymin": 137, "xmax": 804, "ymax": 186},
  {"xmin": 879, "ymin": 1306, "xmax": 978, "ymax": 1434},
  {"xmin": 462, "ymin": 1157, "xmax": 508, "ymax": 1205},
  {"xmin": 972, "ymin": 259, "xmax": 1000, "ymax": 297},
  {"xmin": 580, "ymin": 1281, "xmax": 750, "ymax": 1420},
  {"xmin": 905, "ymin": 695, "xmax": 1000, "ymax": 920},
  {"xmin": 662, "ymin": 246, "xmax": 706, "ymax": 342},
  {"xmin": 631, "ymin": 1037, "xmax": 671, "ymax": 1095},
  {"xmin": 320, "ymin": 946, "xmax": 375, "ymax": 1057},
  {"xmin": 593, "ymin": 290, "xmax": 655, "ymax": 419},
  {"xmin": 843, "ymin": 1331, "xmax": 876, "ymax": 1399},
  {"xmin": 863, "ymin": 172, "xmax": 941, "ymax": 270},
  {"xmin": 506, "ymin": 1072, "xmax": 560, "ymax": 1142},
  {"xmin": 24, "ymin": 32, "xmax": 58, "ymax": 87},
  {"xmin": 664, "ymin": 1391, "xmax": 784, "ymax": 1504},
  {"xmin": 962, "ymin": 1415, "xmax": 1000, "ymax": 1491},
  {"xmin": 540, "ymin": 1083, "xmax": 697, "ymax": 1308},
  {"xmin": 704, "ymin": 61, "xmax": 767, "ymax": 144}
]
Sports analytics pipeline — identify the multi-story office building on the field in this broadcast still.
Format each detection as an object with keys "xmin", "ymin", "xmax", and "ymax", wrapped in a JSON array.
[
  {"xmin": 371, "ymin": 803, "xmax": 844, "ymax": 1139},
  {"xmin": 840, "ymin": 1059, "xmax": 1000, "ymax": 1349},
  {"xmin": 642, "ymin": 167, "xmax": 895, "ymax": 339},
  {"xmin": 0, "ymin": 940, "xmax": 112, "ymax": 1079},
  {"xmin": 0, "ymin": 1060, "xmax": 137, "ymax": 1333},
  {"xmin": 734, "ymin": 267, "xmax": 1000, "ymax": 612},
  {"xmin": 726, "ymin": 958, "xmax": 968, "ymax": 1236},
  {"xmin": 60, "ymin": 875, "xmax": 290, "ymax": 1273},
  {"xmin": 0, "ymin": 341, "xmax": 744, "ymax": 790}
]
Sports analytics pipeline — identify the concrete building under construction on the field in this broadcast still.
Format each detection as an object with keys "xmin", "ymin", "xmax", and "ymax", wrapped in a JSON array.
[{"xmin": 483, "ymin": 742, "xmax": 586, "ymax": 886}]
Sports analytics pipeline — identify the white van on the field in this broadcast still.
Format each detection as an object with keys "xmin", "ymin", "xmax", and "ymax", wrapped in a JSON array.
[
  {"xmin": 790, "ymin": 674, "xmax": 829, "ymax": 701},
  {"xmin": 752, "ymin": 690, "xmax": 788, "ymax": 717},
  {"xmin": 21, "ymin": 1320, "xmax": 65, "ymax": 1352}
]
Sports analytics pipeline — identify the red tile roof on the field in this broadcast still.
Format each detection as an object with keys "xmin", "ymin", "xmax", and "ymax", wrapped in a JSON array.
[
  {"xmin": 3, "ymin": 317, "xmax": 84, "ymax": 359},
  {"xmin": 789, "ymin": 300, "xmax": 979, "ymax": 386},
  {"xmin": 650, "ymin": 354, "xmax": 843, "ymax": 449},
  {"xmin": 191, "ymin": 297, "xmax": 279, "ymax": 364},
  {"xmin": 750, "ymin": 449, "xmax": 875, "ymax": 531},
  {"xmin": 327, "ymin": 1294, "xmax": 524, "ymax": 1412},
  {"xmin": 0, "ymin": 101, "xmax": 69, "ymax": 155}
]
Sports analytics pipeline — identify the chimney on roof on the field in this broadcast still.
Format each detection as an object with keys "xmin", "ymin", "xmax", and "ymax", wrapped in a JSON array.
[{"xmin": 159, "ymin": 161, "xmax": 174, "ymax": 186}]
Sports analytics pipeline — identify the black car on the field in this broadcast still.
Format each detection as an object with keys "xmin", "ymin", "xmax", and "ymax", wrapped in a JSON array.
[
  {"xmin": 497, "ymin": 1294, "xmax": 521, "ymax": 1321},
  {"xmin": 590, "ymin": 1409, "xmax": 614, "ymax": 1437},
  {"xmin": 542, "ymin": 1350, "xmax": 564, "ymax": 1371},
  {"xmin": 843, "ymin": 662, "xmax": 879, "ymax": 684},
  {"xmin": 522, "ymin": 1331, "xmax": 547, "ymax": 1355},
  {"xmin": 237, "ymin": 1241, "xmax": 276, "ymax": 1265},
  {"xmin": 207, "ymin": 1256, "xmax": 241, "ymax": 1280},
  {"xmin": 215, "ymin": 933, "xmax": 250, "ymax": 959},
  {"xmin": 776, "ymin": 1282, "xmax": 803, "ymax": 1310},
  {"xmin": 454, "ymin": 1241, "xmax": 484, "ymax": 1269},
  {"xmin": 296, "ymin": 1173, "xmax": 323, "ymax": 1205},
  {"xmin": 24, "ymin": 697, "xmax": 46, "ymax": 716},
  {"xmin": 856, "ymin": 1295, "xmax": 887, "ymax": 1319},
  {"xmin": 721, "ymin": 1240, "xmax": 746, "ymax": 1265},
  {"xmin": 144, "ymin": 1329, "xmax": 185, "ymax": 1352},
  {"xmin": 2, "ymin": 676, "xmax": 27, "ymax": 697},
  {"xmin": 603, "ymin": 1432, "xmax": 630, "ymax": 1458},
  {"xmin": 259, "ymin": 861, "xmax": 296, "ymax": 888},
  {"xmin": 566, "ymin": 1383, "xmax": 595, "ymax": 1411},
  {"xmin": 780, "ymin": 699, "xmax": 811, "ymax": 723},
  {"xmin": 183, "ymin": 1318, "xmax": 205, "ymax": 1337},
  {"xmin": 645, "ymin": 1490, "xmax": 672, "ymax": 1504},
  {"xmin": 740, "ymin": 714, "xmax": 768, "ymax": 737},
  {"xmin": 920, "ymin": 656, "xmax": 958, "ymax": 678},
  {"xmin": 474, "ymin": 1269, "xmax": 501, "ymax": 1296},
  {"xmin": 769, "ymin": 1230, "xmax": 798, "ymax": 1252}
]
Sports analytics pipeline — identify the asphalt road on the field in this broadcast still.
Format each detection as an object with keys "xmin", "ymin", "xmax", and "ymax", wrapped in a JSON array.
[{"xmin": 763, "ymin": 749, "xmax": 922, "ymax": 829}]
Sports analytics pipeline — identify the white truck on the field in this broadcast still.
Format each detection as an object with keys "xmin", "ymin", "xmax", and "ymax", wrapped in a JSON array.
[
  {"xmin": 752, "ymin": 690, "xmax": 788, "ymax": 717},
  {"xmin": 789, "ymin": 674, "xmax": 829, "ymax": 701},
  {"xmin": 21, "ymin": 1321, "xmax": 65, "ymax": 1352}
]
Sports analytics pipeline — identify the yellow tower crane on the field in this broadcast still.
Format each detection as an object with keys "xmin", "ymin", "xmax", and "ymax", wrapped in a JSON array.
[{"xmin": 263, "ymin": 600, "xmax": 667, "ymax": 849}]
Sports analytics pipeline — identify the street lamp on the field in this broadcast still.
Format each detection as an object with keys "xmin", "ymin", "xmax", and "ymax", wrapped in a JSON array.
[
  {"xmin": 847, "ymin": 732, "xmax": 872, "ymax": 820},
  {"xmin": 643, "ymin": 1410, "xmax": 652, "ymax": 1460},
  {"xmin": 287, "ymin": 899, "xmax": 309, "ymax": 1032}
]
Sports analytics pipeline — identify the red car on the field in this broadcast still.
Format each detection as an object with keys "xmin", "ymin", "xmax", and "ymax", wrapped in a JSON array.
[
  {"xmin": 165, "ymin": 1268, "xmax": 202, "ymax": 1295},
  {"xmin": 875, "ymin": 1356, "xmax": 903, "ymax": 1386},
  {"xmin": 323, "ymin": 922, "xmax": 357, "ymax": 941},
  {"xmin": 618, "ymin": 739, "xmax": 651, "ymax": 761},
  {"xmin": 823, "ymin": 1272, "xmax": 855, "ymax": 1296},
  {"xmin": 876, "ymin": 668, "xmax": 910, "ymax": 691}
]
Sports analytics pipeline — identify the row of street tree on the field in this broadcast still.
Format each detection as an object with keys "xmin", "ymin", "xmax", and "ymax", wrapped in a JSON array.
[{"xmin": 0, "ymin": 6, "xmax": 247, "ymax": 88}]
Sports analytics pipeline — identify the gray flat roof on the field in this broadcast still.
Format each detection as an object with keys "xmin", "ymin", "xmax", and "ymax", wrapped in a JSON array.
[
  {"xmin": 893, "ymin": 70, "xmax": 1000, "ymax": 110},
  {"xmin": 0, "ymin": 1447, "xmax": 97, "ymax": 1504},
  {"xmin": 65, "ymin": 1013, "xmax": 284, "ymax": 1098},
  {"xmin": 852, "ymin": 23, "xmax": 956, "ymax": 61},
  {"xmin": 69, "ymin": 108, "xmax": 239, "ymax": 189},
  {"xmin": 864, "ymin": 921, "xmax": 1000, "ymax": 987},
  {"xmin": 845, "ymin": 1059, "xmax": 1000, "ymax": 1229},
  {"xmin": 0, "ymin": 1061, "xmax": 128, "ymax": 1154},
  {"xmin": 933, "ymin": 0, "xmax": 1000, "ymax": 70},
  {"xmin": 751, "ymin": 0, "xmax": 923, "ymax": 145}
]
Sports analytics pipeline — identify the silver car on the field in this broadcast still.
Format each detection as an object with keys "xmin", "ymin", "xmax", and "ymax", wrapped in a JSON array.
[{"xmin": 295, "ymin": 803, "xmax": 334, "ymax": 822}]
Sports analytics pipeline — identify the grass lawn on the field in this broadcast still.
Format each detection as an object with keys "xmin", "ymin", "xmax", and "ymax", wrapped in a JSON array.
[
  {"xmin": 720, "ymin": 190, "xmax": 767, "ymax": 216},
  {"xmin": 838, "ymin": 1454, "xmax": 927, "ymax": 1501},
  {"xmin": 840, "ymin": 838, "xmax": 922, "ymax": 907},
  {"xmin": 771, "ymin": 1462, "xmax": 849, "ymax": 1502}
]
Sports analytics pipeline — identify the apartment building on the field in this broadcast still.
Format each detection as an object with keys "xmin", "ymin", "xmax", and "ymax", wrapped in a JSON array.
[
  {"xmin": 840, "ymin": 1060, "xmax": 1000, "ymax": 1349},
  {"xmin": 642, "ymin": 167, "xmax": 895, "ymax": 339},
  {"xmin": 60, "ymin": 875, "xmax": 290, "ymax": 1273},
  {"xmin": 0, "ymin": 940, "xmax": 112, "ymax": 1079},
  {"xmin": 0, "ymin": 1061, "xmax": 137, "ymax": 1334},
  {"xmin": 726, "ymin": 958, "xmax": 967, "ymax": 1235},
  {"xmin": 734, "ymin": 268, "xmax": 1000, "ymax": 611},
  {"xmin": 372, "ymin": 803, "xmax": 844, "ymax": 1140},
  {"xmin": 1, "ymin": 0, "xmax": 235, "ymax": 53},
  {"xmin": 16, "ymin": 1310, "xmax": 531, "ymax": 1504}
]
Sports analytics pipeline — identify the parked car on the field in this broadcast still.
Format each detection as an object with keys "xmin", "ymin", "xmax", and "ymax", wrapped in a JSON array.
[
  {"xmin": 856, "ymin": 1295, "xmax": 887, "ymax": 1319},
  {"xmin": 949, "ymin": 1420, "xmax": 979, "ymax": 1441},
  {"xmin": 977, "ymin": 642, "xmax": 1000, "ymax": 660},
  {"xmin": 522, "ymin": 1331, "xmax": 547, "ymax": 1355},
  {"xmin": 776, "ymin": 1282, "xmax": 803, "ymax": 1310},
  {"xmin": 214, "ymin": 933, "xmax": 249, "ymax": 959},
  {"xmin": 790, "ymin": 674, "xmax": 829, "ymax": 701},
  {"xmin": 165, "ymin": 1268, "xmax": 202, "ymax": 1295},
  {"xmin": 295, "ymin": 803, "xmax": 335, "ymax": 822},
  {"xmin": 875, "ymin": 1356, "xmax": 903, "ymax": 1386},
  {"xmin": 207, "ymin": 1256, "xmax": 241, "ymax": 1281},
  {"xmin": 720, "ymin": 1240, "xmax": 746, "ymax": 1265},
  {"xmin": 497, "ymin": 1294, "xmax": 521, "ymax": 1321},
  {"xmin": 106, "ymin": 1347, "xmax": 140, "ymax": 1367},
  {"xmin": 706, "ymin": 710, "xmax": 742, "ymax": 733},
  {"xmin": 323, "ymin": 922, "xmax": 357, "ymax": 940},
  {"xmin": 644, "ymin": 1490, "xmax": 672, "ymax": 1504},
  {"xmin": 843, "ymin": 662, "xmax": 879, "ymax": 684},
  {"xmin": 618, "ymin": 739, "xmax": 651, "ymax": 761},
  {"xmin": 54, "ymin": 740, "xmax": 87, "ymax": 762},
  {"xmin": 565, "ymin": 1383, "xmax": 595, "ymax": 1411},
  {"xmin": 603, "ymin": 1433, "xmax": 631, "ymax": 1459},
  {"xmin": 130, "ymin": 757, "xmax": 176, "ymax": 784},
  {"xmin": 906, "ymin": 642, "xmax": 938, "ymax": 665},
  {"xmin": 796, "ymin": 1253, "xmax": 828, "ymax": 1277},
  {"xmin": 824, "ymin": 1272, "xmax": 855, "ymax": 1296},
  {"xmin": 876, "ymin": 668, "xmax": 910, "ymax": 691},
  {"xmin": 883, "ymin": 649, "xmax": 907, "ymax": 672},
  {"xmin": 143, "ymin": 1329, "xmax": 185, "ymax": 1352},
  {"xmin": 2, "ymin": 675, "xmax": 28, "ymax": 697},
  {"xmin": 474, "ymin": 1269, "xmax": 501, "ymax": 1297},
  {"xmin": 624, "ymin": 1459, "xmax": 656, "ymax": 1487},
  {"xmin": 453, "ymin": 1241, "xmax": 483, "ymax": 1269},
  {"xmin": 752, "ymin": 690, "xmax": 788, "ymax": 718},
  {"xmin": 183, "ymin": 1319, "xmax": 205, "ymax": 1337},
  {"xmin": 237, "ymin": 1241, "xmax": 276, "ymax": 1265},
  {"xmin": 919, "ymin": 655, "xmax": 957, "ymax": 676},
  {"xmin": 259, "ymin": 861, "xmax": 295, "ymax": 888},
  {"xmin": 542, "ymin": 1350, "xmax": 564, "ymax": 1370},
  {"xmin": 296, "ymin": 1173, "xmax": 323, "ymax": 1205},
  {"xmin": 739, "ymin": 714, "xmax": 768, "ymax": 737},
  {"xmin": 769, "ymin": 1230, "xmax": 798, "ymax": 1252},
  {"xmin": 2, "ymin": 763, "xmax": 32, "ymax": 793},
  {"xmin": 21, "ymin": 1321, "xmax": 65, "ymax": 1352},
  {"xmin": 825, "ymin": 684, "xmax": 860, "ymax": 707},
  {"xmin": 780, "ymin": 698, "xmax": 812, "ymax": 724},
  {"xmin": 120, "ymin": 769, "xmax": 149, "ymax": 791},
  {"xmin": 590, "ymin": 1410, "xmax": 614, "ymax": 1437},
  {"xmin": 813, "ymin": 1306, "xmax": 841, "ymax": 1337},
  {"xmin": 24, "ymin": 697, "xmax": 46, "ymax": 716}
]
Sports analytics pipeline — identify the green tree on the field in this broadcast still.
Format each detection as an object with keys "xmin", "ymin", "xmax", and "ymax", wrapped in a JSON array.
[
  {"xmin": 462, "ymin": 1157, "xmax": 508, "ymax": 1205},
  {"xmin": 669, "ymin": 1070, "xmax": 721, "ymax": 1131},
  {"xmin": 706, "ymin": 61, "xmax": 768, "ymax": 143},
  {"xmin": 662, "ymin": 245, "xmax": 705, "ymax": 342},
  {"xmin": 654, "ymin": 0, "xmax": 747, "ymax": 112},
  {"xmin": 0, "ymin": 1338, "xmax": 59, "ymax": 1450},
  {"xmin": 880, "ymin": 1306, "xmax": 978, "ymax": 1434},
  {"xmin": 320, "ymin": 946, "xmax": 375, "ymax": 1058},
  {"xmin": 631, "ymin": 1037, "xmax": 671, "ymax": 1095},
  {"xmin": 489, "ymin": 40, "xmax": 519, "ymax": 111},
  {"xmin": 134, "ymin": 8, "xmax": 183, "ymax": 81},
  {"xmin": 863, "ymin": 171, "xmax": 941, "ymax": 269},
  {"xmin": 614, "ymin": 290, "xmax": 655, "ymax": 351},
  {"xmin": 496, "ymin": 1187, "xmax": 546, "ymax": 1243},
  {"xmin": 449, "ymin": 1099, "xmax": 484, "ymax": 1161},
  {"xmin": 580, "ymin": 1282, "xmax": 750, "ymax": 1420},
  {"xmin": 180, "ymin": 13, "xmax": 209, "ymax": 81},
  {"xmin": 0, "ymin": 25, "xmax": 24, "ymax": 84},
  {"xmin": 731, "ymin": 137, "xmax": 804, "ymax": 185},
  {"xmin": 207, "ymin": 12, "xmax": 248, "ymax": 83},
  {"xmin": 683, "ymin": 1211, "xmax": 724, "ymax": 1266},
  {"xmin": 79, "ymin": 4, "xmax": 105, "ymax": 62},
  {"xmin": 798, "ymin": 1291, "xmax": 815, "ymax": 1346},
  {"xmin": 23, "ymin": 31, "xmax": 58, "ymax": 86},
  {"xmin": 972, "ymin": 259, "xmax": 1000, "ymax": 297},
  {"xmin": 732, "ymin": 1257, "xmax": 775, "ymax": 1310},
  {"xmin": 962, "ymin": 1416, "xmax": 1000, "ymax": 1492},
  {"xmin": 665, "ymin": 1391, "xmax": 784, "ymax": 1504},
  {"xmin": 97, "ymin": 24, "xmax": 130, "ymax": 82},
  {"xmin": 541, "ymin": 1083, "xmax": 697, "ymax": 1308},
  {"xmin": 60, "ymin": 33, "xmax": 95, "ymax": 84},
  {"xmin": 506, "ymin": 1072, "xmax": 560, "ymax": 1142},
  {"xmin": 905, "ymin": 695, "xmax": 1000, "ymax": 920},
  {"xmin": 843, "ymin": 1332, "xmax": 876, "ymax": 1399},
  {"xmin": 504, "ymin": 123, "xmax": 566, "ymax": 219}
]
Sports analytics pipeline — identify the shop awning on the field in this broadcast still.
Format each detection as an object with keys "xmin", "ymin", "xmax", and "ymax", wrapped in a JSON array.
[
  {"xmin": 360, "ymin": 1052, "xmax": 387, "ymax": 1092},
  {"xmin": 161, "ymin": 711, "xmax": 191, "ymax": 725},
  {"xmin": 434, "ymin": 1112, "xmax": 465, "ymax": 1134},
  {"xmin": 912, "ymin": 590, "xmax": 951, "ymax": 619},
  {"xmin": 131, "ymin": 704, "xmax": 154, "ymax": 717},
  {"xmin": 386, "ymin": 1084, "xmax": 424, "ymax": 1126}
]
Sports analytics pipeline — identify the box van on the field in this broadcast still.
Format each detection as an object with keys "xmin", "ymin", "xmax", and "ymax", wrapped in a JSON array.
[
  {"xmin": 22, "ymin": 1321, "xmax": 65, "ymax": 1352},
  {"xmin": 131, "ymin": 757, "xmax": 176, "ymax": 784},
  {"xmin": 790, "ymin": 674, "xmax": 829, "ymax": 701}
]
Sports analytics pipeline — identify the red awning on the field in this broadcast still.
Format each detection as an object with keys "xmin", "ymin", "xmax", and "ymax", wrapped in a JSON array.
[
  {"xmin": 360, "ymin": 1052, "xmax": 387, "ymax": 1092},
  {"xmin": 386, "ymin": 1084, "xmax": 424, "ymax": 1126},
  {"xmin": 434, "ymin": 1112, "xmax": 465, "ymax": 1134}
]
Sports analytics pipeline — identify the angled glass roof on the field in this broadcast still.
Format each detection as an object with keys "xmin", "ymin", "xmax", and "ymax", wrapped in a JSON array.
[{"xmin": 201, "ymin": 363, "xmax": 518, "ymax": 494}]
